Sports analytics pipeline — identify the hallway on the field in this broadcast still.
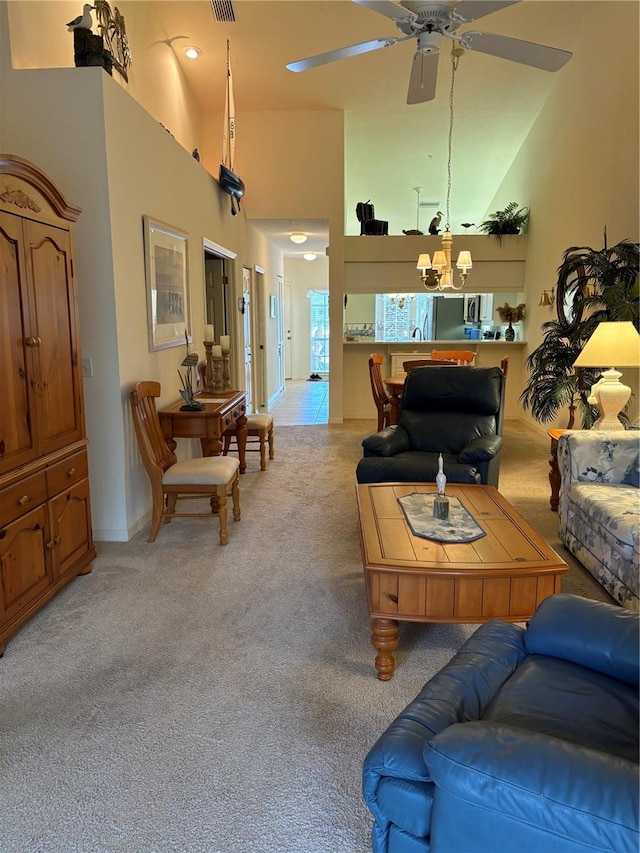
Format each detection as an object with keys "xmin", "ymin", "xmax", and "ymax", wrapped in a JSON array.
[{"xmin": 270, "ymin": 379, "xmax": 328, "ymax": 426}]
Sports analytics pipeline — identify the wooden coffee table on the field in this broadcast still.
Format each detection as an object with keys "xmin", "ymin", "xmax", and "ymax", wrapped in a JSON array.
[{"xmin": 357, "ymin": 483, "xmax": 568, "ymax": 680}]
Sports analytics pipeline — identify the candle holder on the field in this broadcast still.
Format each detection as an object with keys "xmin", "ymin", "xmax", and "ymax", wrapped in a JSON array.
[
  {"xmin": 213, "ymin": 356, "xmax": 224, "ymax": 393},
  {"xmin": 222, "ymin": 353, "xmax": 231, "ymax": 390},
  {"xmin": 203, "ymin": 341, "xmax": 215, "ymax": 394}
]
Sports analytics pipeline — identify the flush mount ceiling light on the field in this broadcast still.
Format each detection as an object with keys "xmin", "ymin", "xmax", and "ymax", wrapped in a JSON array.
[
  {"xmin": 290, "ymin": 232, "xmax": 307, "ymax": 244},
  {"xmin": 184, "ymin": 46, "xmax": 202, "ymax": 60},
  {"xmin": 303, "ymin": 252, "xmax": 317, "ymax": 261}
]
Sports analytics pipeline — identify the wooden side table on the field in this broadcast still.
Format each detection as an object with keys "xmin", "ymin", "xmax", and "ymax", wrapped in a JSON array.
[{"xmin": 548, "ymin": 428, "xmax": 573, "ymax": 511}]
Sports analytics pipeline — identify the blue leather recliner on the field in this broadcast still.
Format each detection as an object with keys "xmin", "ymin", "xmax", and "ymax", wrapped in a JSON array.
[{"xmin": 362, "ymin": 594, "xmax": 639, "ymax": 853}]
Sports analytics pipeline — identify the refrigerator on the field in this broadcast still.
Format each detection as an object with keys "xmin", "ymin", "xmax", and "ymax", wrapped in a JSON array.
[{"xmin": 430, "ymin": 296, "xmax": 466, "ymax": 340}]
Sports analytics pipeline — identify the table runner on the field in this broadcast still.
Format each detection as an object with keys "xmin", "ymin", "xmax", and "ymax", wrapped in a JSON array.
[{"xmin": 397, "ymin": 492, "xmax": 486, "ymax": 543}]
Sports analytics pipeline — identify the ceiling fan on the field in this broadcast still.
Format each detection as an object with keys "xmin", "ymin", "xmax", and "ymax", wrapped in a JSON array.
[{"xmin": 286, "ymin": 0, "xmax": 572, "ymax": 105}]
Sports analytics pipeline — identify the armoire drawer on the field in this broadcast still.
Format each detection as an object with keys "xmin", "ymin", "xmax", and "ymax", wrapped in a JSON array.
[
  {"xmin": 46, "ymin": 450, "xmax": 88, "ymax": 497},
  {"xmin": 0, "ymin": 472, "xmax": 48, "ymax": 528}
]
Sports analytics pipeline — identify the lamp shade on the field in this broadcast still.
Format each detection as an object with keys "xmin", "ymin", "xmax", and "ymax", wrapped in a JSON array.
[
  {"xmin": 431, "ymin": 251, "xmax": 447, "ymax": 270},
  {"xmin": 573, "ymin": 321, "xmax": 640, "ymax": 368},
  {"xmin": 456, "ymin": 250, "xmax": 472, "ymax": 271},
  {"xmin": 416, "ymin": 253, "xmax": 432, "ymax": 270}
]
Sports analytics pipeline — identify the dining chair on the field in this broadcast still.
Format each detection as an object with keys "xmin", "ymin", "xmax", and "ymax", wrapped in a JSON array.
[
  {"xmin": 223, "ymin": 413, "xmax": 274, "ymax": 471},
  {"xmin": 369, "ymin": 354, "xmax": 392, "ymax": 430},
  {"xmin": 430, "ymin": 349, "xmax": 476, "ymax": 365},
  {"xmin": 130, "ymin": 381, "xmax": 241, "ymax": 545}
]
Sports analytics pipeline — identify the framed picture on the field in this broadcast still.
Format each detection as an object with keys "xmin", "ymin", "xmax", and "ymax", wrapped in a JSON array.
[
  {"xmin": 270, "ymin": 295, "xmax": 276, "ymax": 319},
  {"xmin": 143, "ymin": 216, "xmax": 191, "ymax": 351}
]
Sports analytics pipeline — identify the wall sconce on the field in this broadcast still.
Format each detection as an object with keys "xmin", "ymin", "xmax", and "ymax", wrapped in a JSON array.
[{"xmin": 539, "ymin": 287, "xmax": 555, "ymax": 307}]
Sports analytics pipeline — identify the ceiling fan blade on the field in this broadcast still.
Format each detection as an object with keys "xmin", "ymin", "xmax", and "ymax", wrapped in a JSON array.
[
  {"xmin": 286, "ymin": 37, "xmax": 398, "ymax": 72},
  {"xmin": 407, "ymin": 51, "xmax": 439, "ymax": 104},
  {"xmin": 453, "ymin": 0, "xmax": 521, "ymax": 24},
  {"xmin": 462, "ymin": 31, "xmax": 572, "ymax": 71},
  {"xmin": 351, "ymin": 0, "xmax": 417, "ymax": 24}
]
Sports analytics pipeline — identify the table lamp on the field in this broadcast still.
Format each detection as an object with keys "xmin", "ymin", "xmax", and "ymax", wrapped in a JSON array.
[{"xmin": 573, "ymin": 321, "xmax": 640, "ymax": 430}]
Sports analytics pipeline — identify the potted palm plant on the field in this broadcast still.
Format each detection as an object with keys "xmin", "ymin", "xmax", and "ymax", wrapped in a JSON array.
[
  {"xmin": 520, "ymin": 236, "xmax": 639, "ymax": 428},
  {"xmin": 479, "ymin": 202, "xmax": 529, "ymax": 243}
]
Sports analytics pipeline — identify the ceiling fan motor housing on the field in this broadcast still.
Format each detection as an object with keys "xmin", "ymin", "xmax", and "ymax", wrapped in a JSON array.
[{"xmin": 399, "ymin": 2, "xmax": 461, "ymax": 35}]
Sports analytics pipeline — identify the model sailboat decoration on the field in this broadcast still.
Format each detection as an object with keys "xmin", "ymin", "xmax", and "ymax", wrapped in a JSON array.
[{"xmin": 218, "ymin": 40, "xmax": 245, "ymax": 216}]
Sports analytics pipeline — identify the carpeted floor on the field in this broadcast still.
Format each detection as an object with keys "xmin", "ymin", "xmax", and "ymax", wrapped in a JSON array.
[{"xmin": 0, "ymin": 419, "xmax": 611, "ymax": 853}]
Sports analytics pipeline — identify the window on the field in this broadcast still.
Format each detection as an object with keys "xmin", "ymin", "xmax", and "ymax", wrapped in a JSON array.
[
  {"xmin": 375, "ymin": 294, "xmax": 433, "ymax": 341},
  {"xmin": 309, "ymin": 290, "xmax": 329, "ymax": 374}
]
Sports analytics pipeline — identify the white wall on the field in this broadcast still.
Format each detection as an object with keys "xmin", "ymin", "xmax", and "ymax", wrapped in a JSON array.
[{"xmin": 485, "ymin": 0, "xmax": 639, "ymax": 430}]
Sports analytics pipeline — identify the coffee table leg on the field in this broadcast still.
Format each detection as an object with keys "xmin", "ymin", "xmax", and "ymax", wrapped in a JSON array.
[{"xmin": 371, "ymin": 618, "xmax": 399, "ymax": 680}]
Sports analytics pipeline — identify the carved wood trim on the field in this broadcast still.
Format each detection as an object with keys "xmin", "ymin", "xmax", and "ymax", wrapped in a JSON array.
[
  {"xmin": 0, "ymin": 155, "xmax": 82, "ymax": 222},
  {"xmin": 0, "ymin": 188, "xmax": 41, "ymax": 213}
]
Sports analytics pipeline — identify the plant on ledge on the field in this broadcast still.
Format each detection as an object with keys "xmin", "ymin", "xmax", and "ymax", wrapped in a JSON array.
[
  {"xmin": 520, "ymin": 236, "xmax": 639, "ymax": 428},
  {"xmin": 479, "ymin": 202, "xmax": 529, "ymax": 242}
]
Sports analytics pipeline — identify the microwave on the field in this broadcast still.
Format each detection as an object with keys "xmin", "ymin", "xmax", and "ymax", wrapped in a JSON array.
[{"xmin": 465, "ymin": 295, "xmax": 481, "ymax": 323}]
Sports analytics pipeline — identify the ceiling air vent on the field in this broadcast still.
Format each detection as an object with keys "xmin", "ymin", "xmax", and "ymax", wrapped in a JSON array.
[{"xmin": 211, "ymin": 0, "xmax": 236, "ymax": 23}]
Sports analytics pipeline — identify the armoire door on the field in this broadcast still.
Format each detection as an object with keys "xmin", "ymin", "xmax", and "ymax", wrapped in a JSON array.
[
  {"xmin": 23, "ymin": 220, "xmax": 84, "ymax": 455},
  {"xmin": 0, "ymin": 211, "xmax": 40, "ymax": 475}
]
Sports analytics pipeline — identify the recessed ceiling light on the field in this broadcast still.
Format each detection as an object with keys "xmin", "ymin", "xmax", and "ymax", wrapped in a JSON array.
[
  {"xmin": 184, "ymin": 46, "xmax": 202, "ymax": 60},
  {"xmin": 290, "ymin": 232, "xmax": 307, "ymax": 244},
  {"xmin": 303, "ymin": 252, "xmax": 317, "ymax": 261}
]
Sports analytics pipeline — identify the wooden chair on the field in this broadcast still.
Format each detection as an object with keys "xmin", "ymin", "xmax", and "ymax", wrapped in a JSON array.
[
  {"xmin": 430, "ymin": 350, "xmax": 476, "ymax": 365},
  {"xmin": 130, "ymin": 381, "xmax": 241, "ymax": 545},
  {"xmin": 402, "ymin": 359, "xmax": 458, "ymax": 372},
  {"xmin": 369, "ymin": 354, "xmax": 392, "ymax": 430},
  {"xmin": 223, "ymin": 413, "xmax": 274, "ymax": 471}
]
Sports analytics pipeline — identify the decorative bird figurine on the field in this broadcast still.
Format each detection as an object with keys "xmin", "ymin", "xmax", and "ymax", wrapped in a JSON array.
[
  {"xmin": 460, "ymin": 222, "xmax": 475, "ymax": 232},
  {"xmin": 428, "ymin": 211, "xmax": 443, "ymax": 235},
  {"xmin": 66, "ymin": 4, "xmax": 95, "ymax": 32},
  {"xmin": 402, "ymin": 229, "xmax": 423, "ymax": 236}
]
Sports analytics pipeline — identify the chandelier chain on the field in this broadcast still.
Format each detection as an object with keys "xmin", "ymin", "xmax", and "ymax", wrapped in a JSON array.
[{"xmin": 445, "ymin": 48, "xmax": 460, "ymax": 232}]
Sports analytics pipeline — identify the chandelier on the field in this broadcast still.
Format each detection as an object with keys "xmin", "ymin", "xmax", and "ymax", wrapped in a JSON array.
[{"xmin": 417, "ymin": 46, "xmax": 471, "ymax": 292}]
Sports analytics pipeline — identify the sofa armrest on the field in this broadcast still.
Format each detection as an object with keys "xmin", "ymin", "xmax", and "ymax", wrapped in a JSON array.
[
  {"xmin": 362, "ymin": 425, "xmax": 410, "ymax": 457},
  {"xmin": 362, "ymin": 621, "xmax": 526, "ymax": 822},
  {"xmin": 426, "ymin": 722, "xmax": 639, "ymax": 853},
  {"xmin": 558, "ymin": 430, "xmax": 640, "ymax": 489},
  {"xmin": 525, "ymin": 593, "xmax": 640, "ymax": 686},
  {"xmin": 458, "ymin": 434, "xmax": 503, "ymax": 463}
]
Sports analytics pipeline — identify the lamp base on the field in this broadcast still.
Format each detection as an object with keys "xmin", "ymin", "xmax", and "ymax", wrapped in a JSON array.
[{"xmin": 588, "ymin": 368, "xmax": 630, "ymax": 431}]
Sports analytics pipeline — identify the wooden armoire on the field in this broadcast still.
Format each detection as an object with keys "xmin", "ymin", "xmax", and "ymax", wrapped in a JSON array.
[{"xmin": 0, "ymin": 154, "xmax": 95, "ymax": 655}]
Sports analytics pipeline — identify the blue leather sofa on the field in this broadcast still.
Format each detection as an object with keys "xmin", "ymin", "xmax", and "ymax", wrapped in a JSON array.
[{"xmin": 363, "ymin": 594, "xmax": 639, "ymax": 853}]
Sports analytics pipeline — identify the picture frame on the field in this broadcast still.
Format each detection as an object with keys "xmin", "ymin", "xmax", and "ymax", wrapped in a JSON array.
[
  {"xmin": 143, "ymin": 216, "xmax": 191, "ymax": 351},
  {"xmin": 270, "ymin": 295, "xmax": 276, "ymax": 319}
]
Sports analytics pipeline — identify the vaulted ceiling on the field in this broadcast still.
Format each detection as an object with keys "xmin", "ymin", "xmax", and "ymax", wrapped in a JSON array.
[{"xmin": 149, "ymin": 1, "xmax": 590, "ymax": 252}]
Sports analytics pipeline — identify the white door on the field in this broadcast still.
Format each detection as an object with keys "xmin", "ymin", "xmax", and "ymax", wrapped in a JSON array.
[
  {"xmin": 242, "ymin": 267, "xmax": 253, "ymax": 411},
  {"xmin": 284, "ymin": 282, "xmax": 292, "ymax": 380}
]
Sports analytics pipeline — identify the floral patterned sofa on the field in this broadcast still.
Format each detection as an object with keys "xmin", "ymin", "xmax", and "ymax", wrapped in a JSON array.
[{"xmin": 558, "ymin": 431, "xmax": 639, "ymax": 610}]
